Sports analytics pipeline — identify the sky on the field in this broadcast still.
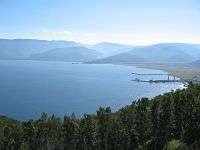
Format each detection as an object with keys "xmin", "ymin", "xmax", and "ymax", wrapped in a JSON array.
[{"xmin": 0, "ymin": 0, "xmax": 200, "ymax": 45}]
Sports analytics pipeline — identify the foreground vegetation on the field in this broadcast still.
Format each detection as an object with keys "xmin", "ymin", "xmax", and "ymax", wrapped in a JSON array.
[{"xmin": 0, "ymin": 84, "xmax": 200, "ymax": 150}]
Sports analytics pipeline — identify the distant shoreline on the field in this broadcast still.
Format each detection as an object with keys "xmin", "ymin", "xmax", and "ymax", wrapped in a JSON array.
[
  {"xmin": 1, "ymin": 59, "xmax": 199, "ymax": 84},
  {"xmin": 86, "ymin": 61, "xmax": 200, "ymax": 84}
]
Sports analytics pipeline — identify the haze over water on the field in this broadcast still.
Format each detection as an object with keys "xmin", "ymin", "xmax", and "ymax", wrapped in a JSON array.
[{"xmin": 0, "ymin": 60, "xmax": 183, "ymax": 120}]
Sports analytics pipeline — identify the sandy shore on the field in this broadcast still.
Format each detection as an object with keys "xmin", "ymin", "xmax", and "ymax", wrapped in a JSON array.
[
  {"xmin": 88, "ymin": 62, "xmax": 200, "ymax": 83},
  {"xmin": 126, "ymin": 64, "xmax": 200, "ymax": 84}
]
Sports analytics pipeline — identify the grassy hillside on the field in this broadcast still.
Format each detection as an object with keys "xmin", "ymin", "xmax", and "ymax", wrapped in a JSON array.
[{"xmin": 0, "ymin": 84, "xmax": 200, "ymax": 149}]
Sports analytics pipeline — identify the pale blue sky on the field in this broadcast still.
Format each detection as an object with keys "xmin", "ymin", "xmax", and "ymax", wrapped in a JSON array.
[{"xmin": 0, "ymin": 0, "xmax": 200, "ymax": 44}]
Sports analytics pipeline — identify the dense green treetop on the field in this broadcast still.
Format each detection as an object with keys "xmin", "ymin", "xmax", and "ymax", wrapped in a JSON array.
[{"xmin": 0, "ymin": 84, "xmax": 200, "ymax": 149}]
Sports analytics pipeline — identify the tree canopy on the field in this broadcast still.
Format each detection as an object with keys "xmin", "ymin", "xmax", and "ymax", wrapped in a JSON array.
[{"xmin": 0, "ymin": 84, "xmax": 200, "ymax": 150}]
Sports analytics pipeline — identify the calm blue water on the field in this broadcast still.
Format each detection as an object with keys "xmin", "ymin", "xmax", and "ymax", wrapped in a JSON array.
[{"xmin": 0, "ymin": 60, "xmax": 183, "ymax": 120}]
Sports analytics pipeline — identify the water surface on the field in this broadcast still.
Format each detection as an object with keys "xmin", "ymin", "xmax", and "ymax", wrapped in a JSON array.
[{"xmin": 0, "ymin": 60, "xmax": 183, "ymax": 120}]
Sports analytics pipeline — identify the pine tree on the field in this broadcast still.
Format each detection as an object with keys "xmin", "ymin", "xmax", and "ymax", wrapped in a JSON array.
[{"xmin": 96, "ymin": 107, "xmax": 111, "ymax": 150}]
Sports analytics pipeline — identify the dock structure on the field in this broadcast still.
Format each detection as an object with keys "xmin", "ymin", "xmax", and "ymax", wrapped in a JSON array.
[
  {"xmin": 131, "ymin": 72, "xmax": 179, "ymax": 83},
  {"xmin": 132, "ymin": 73, "xmax": 169, "ymax": 76}
]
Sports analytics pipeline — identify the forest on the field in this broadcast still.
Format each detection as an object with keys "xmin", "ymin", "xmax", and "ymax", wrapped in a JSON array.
[{"xmin": 0, "ymin": 84, "xmax": 200, "ymax": 150}]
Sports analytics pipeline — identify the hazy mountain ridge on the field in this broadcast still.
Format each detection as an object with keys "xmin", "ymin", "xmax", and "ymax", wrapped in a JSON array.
[
  {"xmin": 86, "ymin": 42, "xmax": 134, "ymax": 57},
  {"xmin": 0, "ymin": 39, "xmax": 81, "ymax": 59},
  {"xmin": 0, "ymin": 39, "xmax": 133, "ymax": 61},
  {"xmin": 30, "ymin": 47, "xmax": 102, "ymax": 62},
  {"xmin": 0, "ymin": 39, "xmax": 200, "ymax": 64},
  {"xmin": 91, "ymin": 43, "xmax": 200, "ymax": 64},
  {"xmin": 190, "ymin": 59, "xmax": 200, "ymax": 67}
]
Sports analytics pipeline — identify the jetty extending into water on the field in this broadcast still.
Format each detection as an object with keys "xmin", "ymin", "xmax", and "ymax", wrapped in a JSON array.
[
  {"xmin": 132, "ymin": 73, "xmax": 170, "ymax": 76},
  {"xmin": 131, "ymin": 72, "xmax": 181, "ymax": 83}
]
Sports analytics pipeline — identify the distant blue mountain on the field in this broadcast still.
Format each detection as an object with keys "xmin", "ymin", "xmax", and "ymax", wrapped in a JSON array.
[
  {"xmin": 190, "ymin": 60, "xmax": 200, "ymax": 67},
  {"xmin": 1, "ymin": 40, "xmax": 200, "ymax": 64},
  {"xmin": 86, "ymin": 42, "xmax": 134, "ymax": 57},
  {"xmin": 0, "ymin": 39, "xmax": 81, "ymax": 59},
  {"xmin": 30, "ymin": 47, "xmax": 102, "ymax": 62},
  {"xmin": 91, "ymin": 43, "xmax": 200, "ymax": 64}
]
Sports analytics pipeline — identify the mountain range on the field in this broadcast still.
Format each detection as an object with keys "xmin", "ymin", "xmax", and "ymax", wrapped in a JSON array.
[
  {"xmin": 85, "ymin": 42, "xmax": 133, "ymax": 57},
  {"xmin": 190, "ymin": 59, "xmax": 200, "ymax": 67},
  {"xmin": 0, "ymin": 39, "xmax": 81, "ymax": 59},
  {"xmin": 91, "ymin": 43, "xmax": 200, "ymax": 64},
  {"xmin": 0, "ymin": 39, "xmax": 200, "ymax": 65},
  {"xmin": 30, "ymin": 47, "xmax": 102, "ymax": 62}
]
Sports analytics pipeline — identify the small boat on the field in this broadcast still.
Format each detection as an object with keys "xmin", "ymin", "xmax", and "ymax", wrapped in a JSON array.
[{"xmin": 72, "ymin": 62, "xmax": 79, "ymax": 64}]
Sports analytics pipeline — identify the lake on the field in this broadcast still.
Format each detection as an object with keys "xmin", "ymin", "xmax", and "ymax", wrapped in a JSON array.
[{"xmin": 0, "ymin": 60, "xmax": 183, "ymax": 120}]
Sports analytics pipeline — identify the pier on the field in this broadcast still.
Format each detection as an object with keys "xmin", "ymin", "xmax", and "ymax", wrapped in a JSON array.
[
  {"xmin": 132, "ymin": 73, "xmax": 170, "ymax": 76},
  {"xmin": 131, "ymin": 72, "xmax": 180, "ymax": 83}
]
